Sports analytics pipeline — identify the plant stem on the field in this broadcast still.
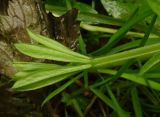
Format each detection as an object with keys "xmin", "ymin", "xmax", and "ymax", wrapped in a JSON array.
[
  {"xmin": 92, "ymin": 43, "xmax": 160, "ymax": 68},
  {"xmin": 80, "ymin": 23, "xmax": 159, "ymax": 38}
]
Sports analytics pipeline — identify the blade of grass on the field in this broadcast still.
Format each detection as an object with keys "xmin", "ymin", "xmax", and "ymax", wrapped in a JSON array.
[
  {"xmin": 140, "ymin": 53, "xmax": 160, "ymax": 75},
  {"xmin": 107, "ymin": 86, "xmax": 130, "ymax": 117},
  {"xmin": 144, "ymin": 72, "xmax": 160, "ymax": 79},
  {"xmin": 66, "ymin": 0, "xmax": 72, "ymax": 10},
  {"xmin": 98, "ymin": 69, "xmax": 160, "ymax": 91},
  {"xmin": 131, "ymin": 87, "xmax": 143, "ymax": 117},
  {"xmin": 84, "ymin": 96, "xmax": 97, "ymax": 115},
  {"xmin": 92, "ymin": 8, "xmax": 153, "ymax": 55},
  {"xmin": 139, "ymin": 15, "xmax": 157, "ymax": 46},
  {"xmin": 109, "ymin": 38, "xmax": 160, "ymax": 55},
  {"xmin": 78, "ymin": 34, "xmax": 87, "ymax": 55},
  {"xmin": 90, "ymin": 88, "xmax": 114, "ymax": 109},
  {"xmin": 71, "ymin": 99, "xmax": 84, "ymax": 117},
  {"xmin": 93, "ymin": 13, "xmax": 158, "ymax": 69},
  {"xmin": 93, "ymin": 43, "xmax": 160, "ymax": 68},
  {"xmin": 78, "ymin": 35, "xmax": 89, "ymax": 88},
  {"xmin": 42, "ymin": 73, "xmax": 82, "ymax": 106},
  {"xmin": 83, "ymin": 70, "xmax": 88, "ymax": 88},
  {"xmin": 140, "ymin": 87, "xmax": 160, "ymax": 105},
  {"xmin": 93, "ymin": 14, "xmax": 157, "ymax": 86}
]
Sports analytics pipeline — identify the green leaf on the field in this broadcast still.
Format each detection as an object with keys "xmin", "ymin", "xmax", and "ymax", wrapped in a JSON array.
[
  {"xmin": 131, "ymin": 87, "xmax": 143, "ymax": 117},
  {"xmin": 15, "ymin": 44, "xmax": 89, "ymax": 63},
  {"xmin": 78, "ymin": 35, "xmax": 87, "ymax": 55},
  {"xmin": 45, "ymin": 5, "xmax": 67, "ymax": 16},
  {"xmin": 12, "ymin": 64, "xmax": 91, "ymax": 91},
  {"xmin": 13, "ymin": 71, "xmax": 36, "ymax": 81},
  {"xmin": 100, "ymin": 0, "xmax": 136, "ymax": 19},
  {"xmin": 93, "ymin": 43, "xmax": 160, "ymax": 68},
  {"xmin": 78, "ymin": 12, "xmax": 123, "ymax": 25},
  {"xmin": 13, "ymin": 62, "xmax": 61, "ymax": 71},
  {"xmin": 109, "ymin": 38, "xmax": 160, "ymax": 55},
  {"xmin": 91, "ymin": 87, "xmax": 129, "ymax": 116},
  {"xmin": 107, "ymin": 86, "xmax": 129, "ymax": 117},
  {"xmin": 98, "ymin": 69, "xmax": 160, "ymax": 91},
  {"xmin": 147, "ymin": 0, "xmax": 160, "ymax": 17},
  {"xmin": 90, "ymin": 88, "xmax": 114, "ymax": 109},
  {"xmin": 45, "ymin": 4, "xmax": 124, "ymax": 25},
  {"xmin": 80, "ymin": 23, "xmax": 159, "ymax": 39},
  {"xmin": 27, "ymin": 30, "xmax": 90, "ymax": 60},
  {"xmin": 45, "ymin": 0, "xmax": 97, "ymax": 14},
  {"xmin": 66, "ymin": 0, "xmax": 72, "ymax": 10},
  {"xmin": 92, "ymin": 8, "xmax": 153, "ymax": 55},
  {"xmin": 71, "ymin": 99, "xmax": 84, "ymax": 117},
  {"xmin": 12, "ymin": 73, "xmax": 74, "ymax": 91},
  {"xmin": 140, "ymin": 53, "xmax": 160, "ymax": 75},
  {"xmin": 13, "ymin": 62, "xmax": 62, "ymax": 80},
  {"xmin": 78, "ymin": 35, "xmax": 89, "ymax": 88},
  {"xmin": 42, "ymin": 74, "xmax": 82, "ymax": 105},
  {"xmin": 72, "ymin": 1, "xmax": 97, "ymax": 14}
]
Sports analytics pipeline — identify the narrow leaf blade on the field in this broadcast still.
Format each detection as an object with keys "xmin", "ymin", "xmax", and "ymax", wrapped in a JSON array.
[
  {"xmin": 12, "ymin": 73, "xmax": 74, "ymax": 91},
  {"xmin": 131, "ymin": 87, "xmax": 143, "ymax": 117},
  {"xmin": 15, "ymin": 44, "xmax": 89, "ymax": 63},
  {"xmin": 140, "ymin": 53, "xmax": 160, "ymax": 75},
  {"xmin": 42, "ymin": 74, "xmax": 82, "ymax": 105},
  {"xmin": 27, "ymin": 29, "xmax": 90, "ymax": 60},
  {"xmin": 12, "ymin": 64, "xmax": 91, "ymax": 90}
]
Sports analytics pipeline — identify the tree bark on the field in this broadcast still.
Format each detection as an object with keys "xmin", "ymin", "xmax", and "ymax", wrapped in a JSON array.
[
  {"xmin": 0, "ymin": 0, "xmax": 52, "ymax": 117},
  {"xmin": 0, "ymin": 0, "xmax": 50, "ymax": 77}
]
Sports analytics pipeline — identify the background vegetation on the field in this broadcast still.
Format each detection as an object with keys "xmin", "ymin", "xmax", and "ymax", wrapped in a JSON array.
[{"xmin": 1, "ymin": 0, "xmax": 160, "ymax": 117}]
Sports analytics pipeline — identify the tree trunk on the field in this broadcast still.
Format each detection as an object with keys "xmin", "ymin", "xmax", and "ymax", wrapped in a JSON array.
[
  {"xmin": 0, "ymin": 0, "xmax": 53, "ymax": 117},
  {"xmin": 0, "ymin": 0, "xmax": 51, "ymax": 77}
]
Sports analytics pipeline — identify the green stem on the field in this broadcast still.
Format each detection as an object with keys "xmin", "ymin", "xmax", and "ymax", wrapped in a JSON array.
[
  {"xmin": 80, "ymin": 23, "xmax": 159, "ymax": 38},
  {"xmin": 92, "ymin": 43, "xmax": 160, "ymax": 68}
]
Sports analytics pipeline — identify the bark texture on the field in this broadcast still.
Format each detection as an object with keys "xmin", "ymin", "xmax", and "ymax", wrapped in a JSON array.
[
  {"xmin": 0, "ymin": 0, "xmax": 52, "ymax": 117},
  {"xmin": 0, "ymin": 0, "xmax": 50, "ymax": 77}
]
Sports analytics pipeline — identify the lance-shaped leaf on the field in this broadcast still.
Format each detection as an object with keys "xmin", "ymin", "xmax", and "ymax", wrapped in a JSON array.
[
  {"xmin": 13, "ymin": 63, "xmax": 63, "ymax": 81},
  {"xmin": 13, "ymin": 62, "xmax": 61, "ymax": 71},
  {"xmin": 12, "ymin": 64, "xmax": 91, "ymax": 91},
  {"xmin": 15, "ymin": 44, "xmax": 90, "ymax": 63},
  {"xmin": 27, "ymin": 30, "xmax": 90, "ymax": 60},
  {"xmin": 13, "ymin": 73, "xmax": 74, "ymax": 91}
]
